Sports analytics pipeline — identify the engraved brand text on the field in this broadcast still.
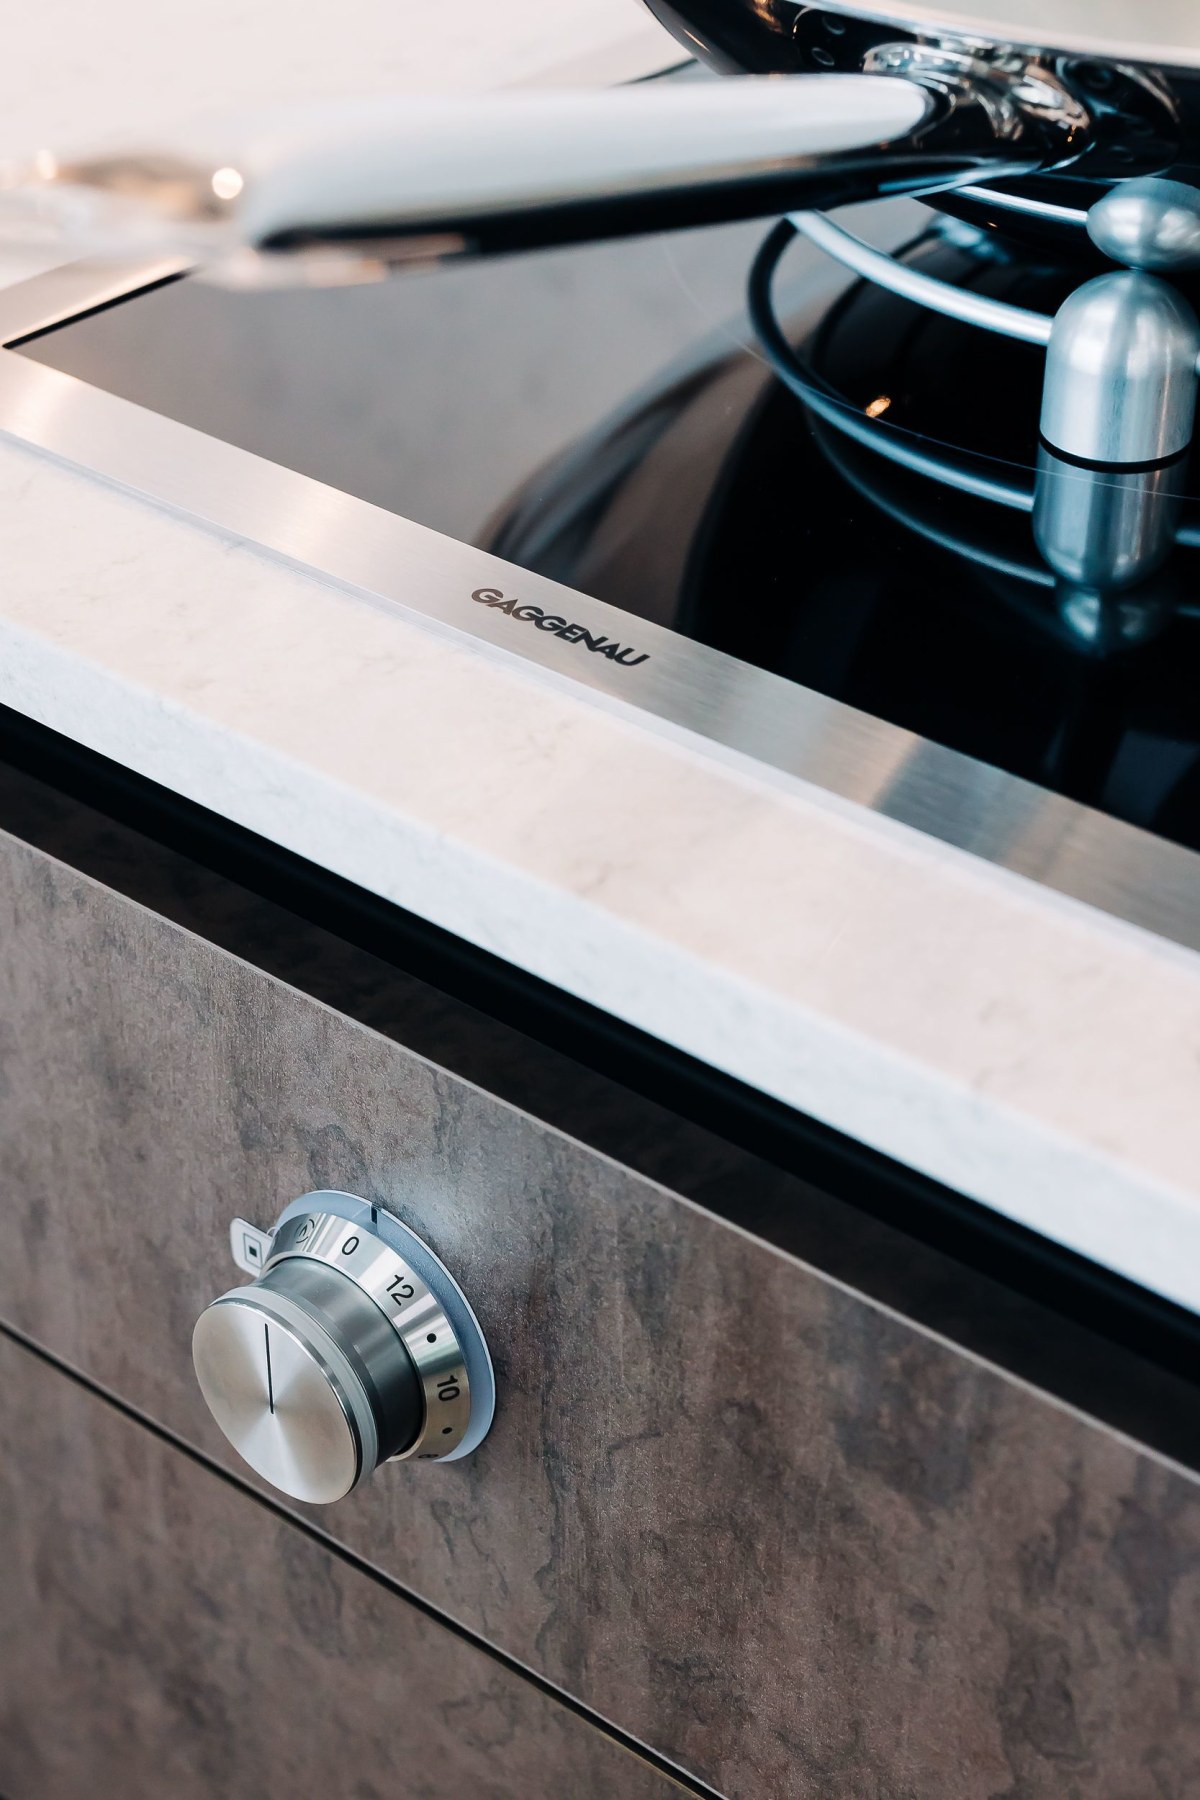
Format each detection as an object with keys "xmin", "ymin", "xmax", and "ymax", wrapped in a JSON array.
[{"xmin": 471, "ymin": 588, "xmax": 649, "ymax": 667}]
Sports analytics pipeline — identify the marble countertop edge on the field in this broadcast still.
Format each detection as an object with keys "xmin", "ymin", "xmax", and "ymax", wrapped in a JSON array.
[{"xmin": 3, "ymin": 610, "xmax": 1199, "ymax": 1315}]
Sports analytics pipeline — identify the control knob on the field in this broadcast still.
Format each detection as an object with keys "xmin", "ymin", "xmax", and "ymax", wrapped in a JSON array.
[{"xmin": 192, "ymin": 1193, "xmax": 494, "ymax": 1504}]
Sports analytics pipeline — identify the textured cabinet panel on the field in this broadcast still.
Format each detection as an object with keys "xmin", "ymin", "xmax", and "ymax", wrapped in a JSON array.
[
  {"xmin": 1, "ymin": 825, "xmax": 1199, "ymax": 1798},
  {"xmin": 0, "ymin": 1335, "xmax": 683, "ymax": 1800}
]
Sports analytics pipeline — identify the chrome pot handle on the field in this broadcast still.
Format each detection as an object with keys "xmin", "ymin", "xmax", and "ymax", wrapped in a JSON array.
[{"xmin": 0, "ymin": 60, "xmax": 1090, "ymax": 285}]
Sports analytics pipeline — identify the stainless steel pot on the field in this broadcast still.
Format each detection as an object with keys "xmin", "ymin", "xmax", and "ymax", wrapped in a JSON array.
[
  {"xmin": 644, "ymin": 0, "xmax": 1200, "ymax": 240},
  {"xmin": 4, "ymin": 1, "xmax": 1200, "ymax": 282}
]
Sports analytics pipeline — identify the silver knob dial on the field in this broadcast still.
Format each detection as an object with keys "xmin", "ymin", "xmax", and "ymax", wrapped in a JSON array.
[{"xmin": 193, "ymin": 1197, "xmax": 494, "ymax": 1505}]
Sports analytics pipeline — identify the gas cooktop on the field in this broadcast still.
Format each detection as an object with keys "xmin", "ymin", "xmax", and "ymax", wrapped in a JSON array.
[{"xmin": 3, "ymin": 192, "xmax": 1199, "ymax": 951}]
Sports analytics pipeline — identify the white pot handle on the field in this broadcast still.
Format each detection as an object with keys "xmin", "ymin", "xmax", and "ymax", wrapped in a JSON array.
[{"xmin": 0, "ymin": 69, "xmax": 1086, "ymax": 282}]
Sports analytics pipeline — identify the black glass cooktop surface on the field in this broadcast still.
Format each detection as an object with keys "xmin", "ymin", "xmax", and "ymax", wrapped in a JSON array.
[{"xmin": 18, "ymin": 206, "xmax": 1200, "ymax": 859}]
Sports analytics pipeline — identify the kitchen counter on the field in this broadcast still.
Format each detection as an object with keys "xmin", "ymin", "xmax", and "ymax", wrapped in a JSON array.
[{"xmin": 1, "ymin": 2, "xmax": 1199, "ymax": 1319}]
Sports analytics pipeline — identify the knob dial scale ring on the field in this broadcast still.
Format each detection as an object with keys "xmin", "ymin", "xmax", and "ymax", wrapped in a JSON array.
[
  {"xmin": 264, "ymin": 1207, "xmax": 473, "ymax": 1462},
  {"xmin": 193, "ymin": 1192, "xmax": 496, "ymax": 1505}
]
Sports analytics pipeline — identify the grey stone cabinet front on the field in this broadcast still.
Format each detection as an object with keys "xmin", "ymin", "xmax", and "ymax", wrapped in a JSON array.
[
  {"xmin": 1, "ymin": 820, "xmax": 1198, "ymax": 1800},
  {"xmin": 0, "ymin": 1332, "xmax": 686, "ymax": 1800}
]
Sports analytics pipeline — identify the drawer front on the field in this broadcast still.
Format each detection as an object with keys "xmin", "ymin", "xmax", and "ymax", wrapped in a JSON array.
[
  {"xmin": 1, "ymin": 826, "xmax": 1199, "ymax": 1799},
  {"xmin": 0, "ymin": 1335, "xmax": 683, "ymax": 1800}
]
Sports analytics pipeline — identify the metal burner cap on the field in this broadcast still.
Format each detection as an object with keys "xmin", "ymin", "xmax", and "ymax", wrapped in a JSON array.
[{"xmin": 1087, "ymin": 178, "xmax": 1200, "ymax": 272}]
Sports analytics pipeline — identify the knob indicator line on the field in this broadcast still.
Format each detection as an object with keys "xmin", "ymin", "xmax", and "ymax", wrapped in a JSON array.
[{"xmin": 264, "ymin": 1322, "xmax": 274, "ymax": 1415}]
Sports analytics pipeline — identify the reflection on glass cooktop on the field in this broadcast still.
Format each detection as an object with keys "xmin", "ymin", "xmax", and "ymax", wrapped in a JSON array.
[
  {"xmin": 19, "ymin": 221, "xmax": 777, "ymax": 543},
  {"xmin": 18, "ymin": 208, "xmax": 1200, "ymax": 860}
]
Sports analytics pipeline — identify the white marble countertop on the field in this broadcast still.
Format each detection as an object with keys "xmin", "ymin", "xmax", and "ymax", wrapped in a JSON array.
[{"xmin": 2, "ymin": 3, "xmax": 1200, "ymax": 1318}]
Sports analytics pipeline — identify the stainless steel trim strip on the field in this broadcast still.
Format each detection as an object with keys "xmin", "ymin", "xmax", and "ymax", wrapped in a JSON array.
[
  {"xmin": 0, "ymin": 255, "xmax": 191, "ymax": 344},
  {"xmin": 0, "ymin": 259, "xmax": 1198, "ymax": 957}
]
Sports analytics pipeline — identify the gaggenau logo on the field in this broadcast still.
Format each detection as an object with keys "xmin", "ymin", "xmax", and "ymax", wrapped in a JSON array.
[{"xmin": 471, "ymin": 587, "xmax": 649, "ymax": 668}]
